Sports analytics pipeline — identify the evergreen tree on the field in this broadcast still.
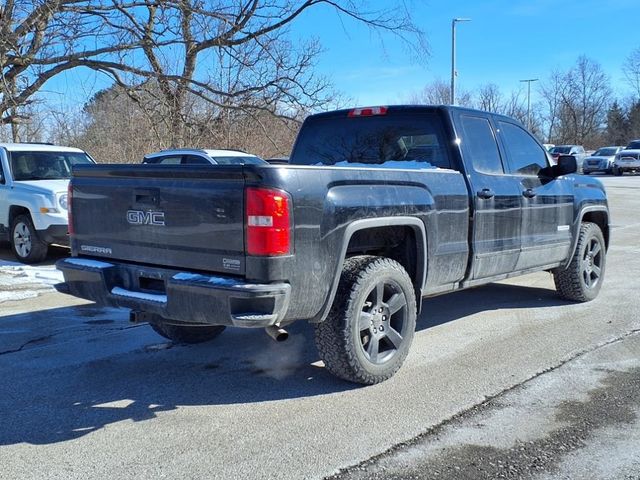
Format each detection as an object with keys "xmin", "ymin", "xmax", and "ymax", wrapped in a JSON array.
[
  {"xmin": 605, "ymin": 101, "xmax": 629, "ymax": 145},
  {"xmin": 627, "ymin": 101, "xmax": 640, "ymax": 141}
]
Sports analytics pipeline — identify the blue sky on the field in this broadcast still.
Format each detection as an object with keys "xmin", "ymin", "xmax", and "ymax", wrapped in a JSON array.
[
  {"xmin": 44, "ymin": 0, "xmax": 639, "ymax": 111},
  {"xmin": 293, "ymin": 0, "xmax": 640, "ymax": 106}
]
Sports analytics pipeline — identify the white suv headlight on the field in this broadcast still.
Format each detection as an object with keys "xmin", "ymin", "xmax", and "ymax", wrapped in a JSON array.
[{"xmin": 59, "ymin": 193, "xmax": 68, "ymax": 210}]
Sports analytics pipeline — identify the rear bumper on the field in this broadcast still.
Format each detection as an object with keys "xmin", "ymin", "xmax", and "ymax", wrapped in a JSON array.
[{"xmin": 55, "ymin": 257, "xmax": 291, "ymax": 328}]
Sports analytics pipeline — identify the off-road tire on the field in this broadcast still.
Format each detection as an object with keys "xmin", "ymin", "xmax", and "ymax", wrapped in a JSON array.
[
  {"xmin": 150, "ymin": 322, "xmax": 226, "ymax": 344},
  {"xmin": 553, "ymin": 222, "xmax": 606, "ymax": 302},
  {"xmin": 314, "ymin": 256, "xmax": 417, "ymax": 385},
  {"xmin": 10, "ymin": 214, "xmax": 48, "ymax": 264}
]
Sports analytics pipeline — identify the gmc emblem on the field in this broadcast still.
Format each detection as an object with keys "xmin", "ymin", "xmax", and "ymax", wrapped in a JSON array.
[{"xmin": 126, "ymin": 210, "xmax": 166, "ymax": 226}]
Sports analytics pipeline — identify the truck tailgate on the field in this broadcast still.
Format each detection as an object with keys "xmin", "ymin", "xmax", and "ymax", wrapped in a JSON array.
[{"xmin": 70, "ymin": 165, "xmax": 246, "ymax": 275}]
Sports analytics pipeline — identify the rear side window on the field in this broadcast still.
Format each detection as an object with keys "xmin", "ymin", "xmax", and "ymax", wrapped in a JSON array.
[
  {"xmin": 290, "ymin": 112, "xmax": 452, "ymax": 169},
  {"xmin": 145, "ymin": 155, "xmax": 181, "ymax": 165},
  {"xmin": 459, "ymin": 115, "xmax": 504, "ymax": 174},
  {"xmin": 498, "ymin": 121, "xmax": 548, "ymax": 175}
]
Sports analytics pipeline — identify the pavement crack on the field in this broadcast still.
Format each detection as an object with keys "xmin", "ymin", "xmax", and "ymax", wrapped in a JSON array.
[
  {"xmin": 0, "ymin": 334, "xmax": 55, "ymax": 356},
  {"xmin": 326, "ymin": 327, "xmax": 640, "ymax": 479}
]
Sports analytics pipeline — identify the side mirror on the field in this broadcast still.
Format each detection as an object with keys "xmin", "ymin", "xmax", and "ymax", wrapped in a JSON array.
[
  {"xmin": 539, "ymin": 154, "xmax": 577, "ymax": 181},
  {"xmin": 556, "ymin": 154, "xmax": 577, "ymax": 175}
]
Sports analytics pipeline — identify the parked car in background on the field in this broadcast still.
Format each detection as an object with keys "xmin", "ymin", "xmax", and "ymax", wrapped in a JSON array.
[
  {"xmin": 265, "ymin": 157, "xmax": 289, "ymax": 165},
  {"xmin": 625, "ymin": 139, "xmax": 640, "ymax": 150},
  {"xmin": 542, "ymin": 143, "xmax": 555, "ymax": 151},
  {"xmin": 0, "ymin": 143, "xmax": 95, "ymax": 263},
  {"xmin": 549, "ymin": 144, "xmax": 587, "ymax": 166},
  {"xmin": 582, "ymin": 146, "xmax": 625, "ymax": 175},
  {"xmin": 612, "ymin": 149, "xmax": 640, "ymax": 176},
  {"xmin": 142, "ymin": 149, "xmax": 267, "ymax": 166}
]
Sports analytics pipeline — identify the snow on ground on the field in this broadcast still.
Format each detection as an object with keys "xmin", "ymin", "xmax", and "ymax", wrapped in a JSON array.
[{"xmin": 0, "ymin": 260, "xmax": 65, "ymax": 303}]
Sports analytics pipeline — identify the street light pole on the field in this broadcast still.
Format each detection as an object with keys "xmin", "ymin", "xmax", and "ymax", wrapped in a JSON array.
[
  {"xmin": 520, "ymin": 78, "xmax": 539, "ymax": 130},
  {"xmin": 451, "ymin": 17, "xmax": 471, "ymax": 105}
]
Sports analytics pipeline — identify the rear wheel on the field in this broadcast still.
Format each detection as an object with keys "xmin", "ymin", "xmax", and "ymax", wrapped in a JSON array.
[
  {"xmin": 314, "ymin": 256, "xmax": 417, "ymax": 385},
  {"xmin": 10, "ymin": 214, "xmax": 48, "ymax": 264},
  {"xmin": 150, "ymin": 321, "xmax": 226, "ymax": 344},
  {"xmin": 553, "ymin": 222, "xmax": 605, "ymax": 302}
]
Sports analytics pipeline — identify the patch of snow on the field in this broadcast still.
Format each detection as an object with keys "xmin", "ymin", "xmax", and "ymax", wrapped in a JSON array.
[
  {"xmin": 311, "ymin": 160, "xmax": 438, "ymax": 169},
  {"xmin": 111, "ymin": 287, "xmax": 167, "ymax": 303},
  {"xmin": 0, "ymin": 264, "xmax": 64, "ymax": 302},
  {"xmin": 64, "ymin": 258, "xmax": 113, "ymax": 269},
  {"xmin": 0, "ymin": 290, "xmax": 40, "ymax": 303},
  {"xmin": 172, "ymin": 272, "xmax": 243, "ymax": 287}
]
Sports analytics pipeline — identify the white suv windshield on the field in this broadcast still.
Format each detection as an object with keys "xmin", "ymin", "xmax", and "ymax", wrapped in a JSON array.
[{"xmin": 10, "ymin": 151, "xmax": 93, "ymax": 181}]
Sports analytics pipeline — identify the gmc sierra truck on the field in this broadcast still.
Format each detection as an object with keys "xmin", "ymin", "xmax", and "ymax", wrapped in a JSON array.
[{"xmin": 56, "ymin": 106, "xmax": 609, "ymax": 385}]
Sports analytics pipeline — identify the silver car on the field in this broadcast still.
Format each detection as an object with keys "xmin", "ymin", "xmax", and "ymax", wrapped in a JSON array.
[
  {"xmin": 613, "ymin": 149, "xmax": 640, "ymax": 176},
  {"xmin": 582, "ymin": 146, "xmax": 625, "ymax": 174}
]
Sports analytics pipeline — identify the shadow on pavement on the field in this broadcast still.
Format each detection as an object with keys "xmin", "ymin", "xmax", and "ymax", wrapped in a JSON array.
[
  {"xmin": 0, "ymin": 280, "xmax": 567, "ymax": 446},
  {"xmin": 0, "ymin": 242, "xmax": 69, "ymax": 266}
]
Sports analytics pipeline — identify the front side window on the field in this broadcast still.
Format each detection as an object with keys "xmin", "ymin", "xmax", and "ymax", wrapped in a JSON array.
[
  {"xmin": 182, "ymin": 155, "xmax": 212, "ymax": 165},
  {"xmin": 459, "ymin": 115, "xmax": 504, "ymax": 174},
  {"xmin": 498, "ymin": 121, "xmax": 548, "ymax": 175},
  {"xmin": 594, "ymin": 147, "xmax": 618, "ymax": 156},
  {"xmin": 10, "ymin": 151, "xmax": 93, "ymax": 181}
]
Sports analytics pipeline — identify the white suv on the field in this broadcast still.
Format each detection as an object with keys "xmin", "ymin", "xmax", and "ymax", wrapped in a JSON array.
[{"xmin": 0, "ymin": 143, "xmax": 95, "ymax": 263}]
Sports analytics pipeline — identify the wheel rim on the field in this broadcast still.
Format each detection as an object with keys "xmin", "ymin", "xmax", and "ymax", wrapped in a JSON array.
[
  {"xmin": 357, "ymin": 279, "xmax": 408, "ymax": 365},
  {"xmin": 13, "ymin": 222, "xmax": 32, "ymax": 258},
  {"xmin": 581, "ymin": 237, "xmax": 603, "ymax": 289}
]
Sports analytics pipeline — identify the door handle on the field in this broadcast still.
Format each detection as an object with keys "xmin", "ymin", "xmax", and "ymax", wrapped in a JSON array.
[
  {"xmin": 522, "ymin": 188, "xmax": 537, "ymax": 198},
  {"xmin": 477, "ymin": 188, "xmax": 495, "ymax": 199}
]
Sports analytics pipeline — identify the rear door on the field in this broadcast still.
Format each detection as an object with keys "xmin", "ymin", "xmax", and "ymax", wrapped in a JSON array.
[
  {"xmin": 496, "ymin": 120, "xmax": 573, "ymax": 269},
  {"xmin": 456, "ymin": 113, "xmax": 523, "ymax": 280},
  {"xmin": 71, "ymin": 165, "xmax": 246, "ymax": 275}
]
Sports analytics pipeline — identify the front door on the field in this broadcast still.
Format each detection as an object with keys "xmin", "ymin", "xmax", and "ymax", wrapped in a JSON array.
[{"xmin": 495, "ymin": 120, "xmax": 573, "ymax": 270}]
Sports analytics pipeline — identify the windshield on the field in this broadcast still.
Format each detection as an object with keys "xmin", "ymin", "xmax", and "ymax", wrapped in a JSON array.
[
  {"xmin": 290, "ymin": 112, "xmax": 451, "ymax": 169},
  {"xmin": 10, "ymin": 151, "xmax": 94, "ymax": 181},
  {"xmin": 594, "ymin": 147, "xmax": 617, "ymax": 156},
  {"xmin": 550, "ymin": 146, "xmax": 571, "ymax": 154}
]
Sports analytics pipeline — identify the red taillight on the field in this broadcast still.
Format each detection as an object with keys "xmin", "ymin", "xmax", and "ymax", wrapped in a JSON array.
[
  {"xmin": 348, "ymin": 106, "xmax": 388, "ymax": 117},
  {"xmin": 245, "ymin": 187, "xmax": 291, "ymax": 256},
  {"xmin": 67, "ymin": 182, "xmax": 74, "ymax": 235}
]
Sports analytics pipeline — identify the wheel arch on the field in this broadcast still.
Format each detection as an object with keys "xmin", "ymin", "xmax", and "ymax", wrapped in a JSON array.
[
  {"xmin": 562, "ymin": 206, "xmax": 609, "ymax": 269},
  {"xmin": 9, "ymin": 205, "xmax": 32, "ymax": 226},
  {"xmin": 311, "ymin": 217, "xmax": 428, "ymax": 323}
]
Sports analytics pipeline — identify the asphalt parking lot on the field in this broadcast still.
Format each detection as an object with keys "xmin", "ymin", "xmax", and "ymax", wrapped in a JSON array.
[{"xmin": 0, "ymin": 175, "xmax": 638, "ymax": 480}]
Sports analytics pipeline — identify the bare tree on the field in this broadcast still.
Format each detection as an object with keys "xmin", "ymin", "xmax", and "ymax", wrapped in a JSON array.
[
  {"xmin": 0, "ymin": 0, "xmax": 133, "ymax": 140},
  {"xmin": 2, "ymin": 1, "xmax": 424, "ymax": 144},
  {"xmin": 539, "ymin": 70, "xmax": 565, "ymax": 143},
  {"xmin": 558, "ymin": 56, "xmax": 611, "ymax": 146},
  {"xmin": 409, "ymin": 78, "xmax": 472, "ymax": 106},
  {"xmin": 623, "ymin": 46, "xmax": 640, "ymax": 100}
]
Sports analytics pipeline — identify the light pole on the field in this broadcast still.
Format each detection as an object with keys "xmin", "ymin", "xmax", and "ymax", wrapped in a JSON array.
[
  {"xmin": 520, "ymin": 78, "xmax": 538, "ymax": 130},
  {"xmin": 451, "ymin": 17, "xmax": 471, "ymax": 105}
]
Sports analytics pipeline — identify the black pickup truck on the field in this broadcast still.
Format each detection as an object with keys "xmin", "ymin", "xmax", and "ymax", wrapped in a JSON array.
[{"xmin": 57, "ymin": 106, "xmax": 609, "ymax": 384}]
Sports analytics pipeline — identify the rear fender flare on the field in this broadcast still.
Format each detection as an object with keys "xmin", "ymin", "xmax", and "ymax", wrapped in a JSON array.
[{"xmin": 311, "ymin": 216, "xmax": 427, "ymax": 323}]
